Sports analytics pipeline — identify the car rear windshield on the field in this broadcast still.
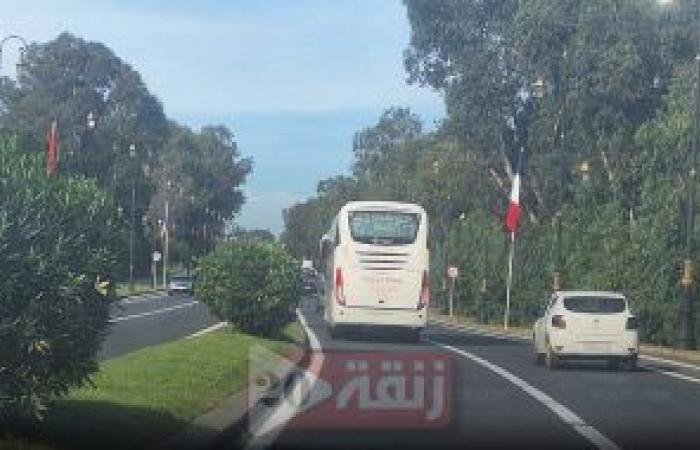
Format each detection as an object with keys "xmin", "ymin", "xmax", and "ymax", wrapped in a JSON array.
[
  {"xmin": 348, "ymin": 211, "xmax": 419, "ymax": 246},
  {"xmin": 563, "ymin": 296, "xmax": 626, "ymax": 313},
  {"xmin": 172, "ymin": 277, "xmax": 191, "ymax": 283}
]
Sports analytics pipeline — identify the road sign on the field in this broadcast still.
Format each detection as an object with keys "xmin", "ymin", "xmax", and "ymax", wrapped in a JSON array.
[
  {"xmin": 447, "ymin": 266, "xmax": 458, "ymax": 279},
  {"xmin": 153, "ymin": 251, "xmax": 162, "ymax": 262}
]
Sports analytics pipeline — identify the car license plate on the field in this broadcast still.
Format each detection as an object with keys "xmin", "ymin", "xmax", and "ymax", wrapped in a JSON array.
[{"xmin": 582, "ymin": 342, "xmax": 610, "ymax": 352}]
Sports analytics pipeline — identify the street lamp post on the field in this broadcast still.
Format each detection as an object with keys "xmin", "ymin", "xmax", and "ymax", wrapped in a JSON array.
[
  {"xmin": 128, "ymin": 143, "xmax": 136, "ymax": 293},
  {"xmin": 659, "ymin": 0, "xmax": 699, "ymax": 349},
  {"xmin": 163, "ymin": 180, "xmax": 171, "ymax": 290},
  {"xmin": 679, "ymin": 2, "xmax": 700, "ymax": 350},
  {"xmin": 0, "ymin": 34, "xmax": 28, "ymax": 81}
]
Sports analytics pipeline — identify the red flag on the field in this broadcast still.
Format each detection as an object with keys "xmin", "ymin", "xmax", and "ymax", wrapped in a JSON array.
[
  {"xmin": 505, "ymin": 149, "xmax": 523, "ymax": 233},
  {"xmin": 46, "ymin": 120, "xmax": 59, "ymax": 176}
]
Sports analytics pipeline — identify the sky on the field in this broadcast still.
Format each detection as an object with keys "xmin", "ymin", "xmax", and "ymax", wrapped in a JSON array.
[{"xmin": 1, "ymin": 0, "xmax": 444, "ymax": 233}]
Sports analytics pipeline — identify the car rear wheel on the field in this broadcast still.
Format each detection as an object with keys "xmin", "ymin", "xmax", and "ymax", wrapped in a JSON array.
[
  {"xmin": 533, "ymin": 334, "xmax": 544, "ymax": 365},
  {"xmin": 545, "ymin": 346, "xmax": 559, "ymax": 370},
  {"xmin": 621, "ymin": 355, "xmax": 638, "ymax": 371},
  {"xmin": 535, "ymin": 353, "xmax": 545, "ymax": 366}
]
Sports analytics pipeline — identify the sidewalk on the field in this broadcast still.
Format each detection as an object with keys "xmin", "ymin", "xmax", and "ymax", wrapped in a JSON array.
[{"xmin": 429, "ymin": 311, "xmax": 700, "ymax": 367}]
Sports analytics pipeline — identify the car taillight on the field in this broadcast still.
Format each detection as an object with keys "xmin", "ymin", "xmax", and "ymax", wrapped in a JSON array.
[
  {"xmin": 418, "ymin": 270, "xmax": 429, "ymax": 310},
  {"xmin": 552, "ymin": 315, "xmax": 566, "ymax": 329},
  {"xmin": 626, "ymin": 316, "xmax": 638, "ymax": 330},
  {"xmin": 335, "ymin": 267, "xmax": 345, "ymax": 306}
]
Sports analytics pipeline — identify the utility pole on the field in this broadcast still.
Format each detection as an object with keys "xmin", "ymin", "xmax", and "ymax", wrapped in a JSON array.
[
  {"xmin": 163, "ymin": 189, "xmax": 170, "ymax": 290},
  {"xmin": 679, "ymin": 4, "xmax": 700, "ymax": 349},
  {"xmin": 128, "ymin": 144, "xmax": 136, "ymax": 293}
]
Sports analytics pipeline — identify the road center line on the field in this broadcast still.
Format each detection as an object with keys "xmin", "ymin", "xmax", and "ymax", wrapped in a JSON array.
[
  {"xmin": 428, "ymin": 339, "xmax": 620, "ymax": 450},
  {"xmin": 110, "ymin": 300, "xmax": 199, "ymax": 323}
]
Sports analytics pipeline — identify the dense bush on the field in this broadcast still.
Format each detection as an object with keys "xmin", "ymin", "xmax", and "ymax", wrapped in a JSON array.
[
  {"xmin": 0, "ymin": 137, "xmax": 121, "ymax": 421},
  {"xmin": 194, "ymin": 240, "xmax": 301, "ymax": 335}
]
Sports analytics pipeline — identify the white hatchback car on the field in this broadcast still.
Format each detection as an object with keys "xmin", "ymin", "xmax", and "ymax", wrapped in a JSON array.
[{"xmin": 533, "ymin": 291, "xmax": 638, "ymax": 370}]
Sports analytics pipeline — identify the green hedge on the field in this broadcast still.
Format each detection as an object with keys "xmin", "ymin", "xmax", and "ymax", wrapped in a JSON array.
[
  {"xmin": 194, "ymin": 240, "xmax": 301, "ymax": 335},
  {"xmin": 0, "ymin": 137, "xmax": 121, "ymax": 421}
]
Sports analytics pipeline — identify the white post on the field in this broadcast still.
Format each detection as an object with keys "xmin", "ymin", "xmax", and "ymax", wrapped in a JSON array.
[
  {"xmin": 504, "ymin": 231, "xmax": 515, "ymax": 331},
  {"xmin": 163, "ymin": 199, "xmax": 169, "ymax": 289},
  {"xmin": 449, "ymin": 276, "xmax": 455, "ymax": 317},
  {"xmin": 152, "ymin": 257, "xmax": 156, "ymax": 289}
]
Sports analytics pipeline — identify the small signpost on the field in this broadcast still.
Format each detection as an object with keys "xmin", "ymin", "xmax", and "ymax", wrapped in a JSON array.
[
  {"xmin": 152, "ymin": 251, "xmax": 162, "ymax": 289},
  {"xmin": 447, "ymin": 266, "xmax": 458, "ymax": 317}
]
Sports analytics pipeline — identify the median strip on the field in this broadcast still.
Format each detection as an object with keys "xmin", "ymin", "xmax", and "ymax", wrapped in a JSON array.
[{"xmin": 9, "ymin": 322, "xmax": 303, "ymax": 450}]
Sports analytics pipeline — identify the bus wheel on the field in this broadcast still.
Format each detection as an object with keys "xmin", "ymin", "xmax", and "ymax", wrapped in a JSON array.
[
  {"xmin": 328, "ymin": 325, "xmax": 339, "ymax": 340},
  {"xmin": 409, "ymin": 329, "xmax": 422, "ymax": 343}
]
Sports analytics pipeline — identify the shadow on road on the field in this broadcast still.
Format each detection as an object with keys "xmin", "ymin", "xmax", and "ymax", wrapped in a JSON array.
[{"xmin": 2, "ymin": 399, "xmax": 212, "ymax": 450}]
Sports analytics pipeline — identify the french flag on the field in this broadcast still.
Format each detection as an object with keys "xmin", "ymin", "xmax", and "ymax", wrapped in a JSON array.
[
  {"xmin": 505, "ymin": 149, "xmax": 524, "ymax": 234},
  {"xmin": 46, "ymin": 120, "xmax": 59, "ymax": 176}
]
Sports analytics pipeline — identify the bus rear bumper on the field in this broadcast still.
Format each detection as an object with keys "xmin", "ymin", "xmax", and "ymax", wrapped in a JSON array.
[{"xmin": 331, "ymin": 306, "xmax": 427, "ymax": 329}]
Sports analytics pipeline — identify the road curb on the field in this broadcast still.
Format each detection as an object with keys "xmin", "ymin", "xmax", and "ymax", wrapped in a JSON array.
[{"xmin": 156, "ymin": 389, "xmax": 250, "ymax": 450}]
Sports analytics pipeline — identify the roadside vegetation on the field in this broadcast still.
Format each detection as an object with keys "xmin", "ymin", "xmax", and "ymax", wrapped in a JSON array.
[
  {"xmin": 1, "ymin": 322, "xmax": 302, "ymax": 450},
  {"xmin": 195, "ymin": 240, "xmax": 302, "ymax": 335},
  {"xmin": 0, "ymin": 32, "xmax": 253, "ymax": 427},
  {"xmin": 0, "ymin": 138, "xmax": 120, "ymax": 422},
  {"xmin": 281, "ymin": 0, "xmax": 700, "ymax": 347}
]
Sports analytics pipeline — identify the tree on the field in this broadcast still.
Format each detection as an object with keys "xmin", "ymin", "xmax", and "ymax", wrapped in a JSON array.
[
  {"xmin": 0, "ymin": 33, "xmax": 254, "ymax": 274},
  {"xmin": 0, "ymin": 136, "xmax": 120, "ymax": 420}
]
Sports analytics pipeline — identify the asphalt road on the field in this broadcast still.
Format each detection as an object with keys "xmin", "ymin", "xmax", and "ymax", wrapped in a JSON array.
[
  {"xmin": 244, "ymin": 296, "xmax": 700, "ymax": 450},
  {"xmin": 98, "ymin": 291, "xmax": 219, "ymax": 361}
]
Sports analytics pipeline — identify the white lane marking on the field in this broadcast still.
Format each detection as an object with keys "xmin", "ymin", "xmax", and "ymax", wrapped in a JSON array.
[
  {"xmin": 433, "ymin": 319, "xmax": 700, "ymax": 382},
  {"xmin": 186, "ymin": 322, "xmax": 228, "ymax": 339},
  {"xmin": 432, "ymin": 320, "xmax": 528, "ymax": 342},
  {"xmin": 429, "ymin": 339, "xmax": 620, "ymax": 450},
  {"xmin": 110, "ymin": 300, "xmax": 199, "ymax": 323},
  {"xmin": 641, "ymin": 365, "xmax": 700, "ymax": 385},
  {"xmin": 640, "ymin": 354, "xmax": 700, "ymax": 372},
  {"xmin": 119, "ymin": 292, "xmax": 166, "ymax": 305},
  {"xmin": 247, "ymin": 308, "xmax": 324, "ymax": 447}
]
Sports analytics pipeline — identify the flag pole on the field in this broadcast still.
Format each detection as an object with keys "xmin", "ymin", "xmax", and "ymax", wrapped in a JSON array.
[{"xmin": 504, "ymin": 231, "xmax": 515, "ymax": 331}]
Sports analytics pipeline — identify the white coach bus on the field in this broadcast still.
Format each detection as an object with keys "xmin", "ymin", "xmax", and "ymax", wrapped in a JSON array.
[{"xmin": 319, "ymin": 201, "xmax": 429, "ymax": 341}]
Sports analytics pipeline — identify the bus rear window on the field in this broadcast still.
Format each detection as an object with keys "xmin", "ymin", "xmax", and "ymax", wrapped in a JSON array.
[
  {"xmin": 348, "ymin": 211, "xmax": 419, "ymax": 245},
  {"xmin": 563, "ymin": 297, "xmax": 626, "ymax": 313}
]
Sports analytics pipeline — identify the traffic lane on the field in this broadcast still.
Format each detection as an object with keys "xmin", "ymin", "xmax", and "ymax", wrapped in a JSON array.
[
  {"xmin": 110, "ymin": 291, "xmax": 189, "ymax": 317},
  {"xmin": 427, "ymin": 323, "xmax": 700, "ymax": 450},
  {"xmin": 99, "ymin": 296, "xmax": 218, "ymax": 361},
  {"xmin": 269, "ymin": 303, "xmax": 591, "ymax": 450}
]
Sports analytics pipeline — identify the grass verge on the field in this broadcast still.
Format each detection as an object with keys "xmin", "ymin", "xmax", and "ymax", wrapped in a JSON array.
[{"xmin": 2, "ymin": 321, "xmax": 303, "ymax": 450}]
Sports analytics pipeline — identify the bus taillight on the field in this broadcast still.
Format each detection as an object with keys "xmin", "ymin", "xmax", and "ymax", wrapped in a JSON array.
[
  {"xmin": 335, "ymin": 267, "xmax": 346, "ymax": 306},
  {"xmin": 418, "ymin": 270, "xmax": 429, "ymax": 310}
]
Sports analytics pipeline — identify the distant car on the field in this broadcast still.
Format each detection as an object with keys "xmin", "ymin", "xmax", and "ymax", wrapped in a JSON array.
[
  {"xmin": 533, "ymin": 291, "xmax": 638, "ymax": 370},
  {"xmin": 168, "ymin": 275, "xmax": 193, "ymax": 296},
  {"xmin": 302, "ymin": 268, "xmax": 318, "ymax": 295}
]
